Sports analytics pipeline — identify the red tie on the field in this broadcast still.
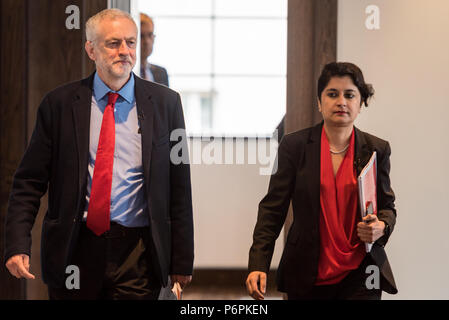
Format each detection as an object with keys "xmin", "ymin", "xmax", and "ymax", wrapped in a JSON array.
[{"xmin": 87, "ymin": 92, "xmax": 119, "ymax": 236}]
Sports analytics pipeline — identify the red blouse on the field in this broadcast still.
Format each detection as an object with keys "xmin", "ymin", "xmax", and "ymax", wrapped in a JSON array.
[{"xmin": 315, "ymin": 126, "xmax": 365, "ymax": 285}]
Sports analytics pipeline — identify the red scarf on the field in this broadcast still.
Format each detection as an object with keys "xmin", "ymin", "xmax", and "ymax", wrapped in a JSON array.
[{"xmin": 316, "ymin": 126, "xmax": 365, "ymax": 285}]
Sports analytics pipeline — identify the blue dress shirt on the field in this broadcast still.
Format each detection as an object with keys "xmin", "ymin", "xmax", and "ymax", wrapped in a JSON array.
[{"xmin": 83, "ymin": 72, "xmax": 149, "ymax": 227}]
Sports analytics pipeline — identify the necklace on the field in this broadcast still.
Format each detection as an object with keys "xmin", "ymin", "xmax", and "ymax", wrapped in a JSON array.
[{"xmin": 330, "ymin": 144, "xmax": 349, "ymax": 154}]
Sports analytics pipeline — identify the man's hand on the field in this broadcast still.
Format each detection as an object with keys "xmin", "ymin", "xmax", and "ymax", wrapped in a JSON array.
[
  {"xmin": 5, "ymin": 254, "xmax": 35, "ymax": 280},
  {"xmin": 245, "ymin": 271, "xmax": 266, "ymax": 300},
  {"xmin": 170, "ymin": 274, "xmax": 192, "ymax": 289},
  {"xmin": 357, "ymin": 214, "xmax": 385, "ymax": 243}
]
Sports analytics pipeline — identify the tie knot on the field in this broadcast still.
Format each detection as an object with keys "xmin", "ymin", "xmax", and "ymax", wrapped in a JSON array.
[{"xmin": 107, "ymin": 92, "xmax": 119, "ymax": 105}]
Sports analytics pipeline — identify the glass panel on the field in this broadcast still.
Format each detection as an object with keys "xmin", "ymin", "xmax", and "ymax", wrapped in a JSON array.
[
  {"xmin": 137, "ymin": 0, "xmax": 212, "ymax": 17},
  {"xmin": 212, "ymin": 77, "xmax": 286, "ymax": 136},
  {"xmin": 170, "ymin": 76, "xmax": 213, "ymax": 135},
  {"xmin": 137, "ymin": 0, "xmax": 287, "ymax": 136},
  {"xmin": 215, "ymin": 0, "xmax": 287, "ymax": 17},
  {"xmin": 148, "ymin": 18, "xmax": 213, "ymax": 75},
  {"xmin": 214, "ymin": 19, "xmax": 287, "ymax": 75}
]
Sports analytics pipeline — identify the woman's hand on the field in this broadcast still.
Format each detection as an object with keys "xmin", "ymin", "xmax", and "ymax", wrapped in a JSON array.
[
  {"xmin": 357, "ymin": 214, "xmax": 385, "ymax": 243},
  {"xmin": 245, "ymin": 271, "xmax": 267, "ymax": 300}
]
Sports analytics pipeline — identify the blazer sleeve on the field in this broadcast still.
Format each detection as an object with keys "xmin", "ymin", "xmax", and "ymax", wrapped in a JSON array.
[
  {"xmin": 376, "ymin": 141, "xmax": 397, "ymax": 247},
  {"xmin": 168, "ymin": 93, "xmax": 194, "ymax": 275},
  {"xmin": 4, "ymin": 95, "xmax": 52, "ymax": 262},
  {"xmin": 248, "ymin": 135, "xmax": 298, "ymax": 273}
]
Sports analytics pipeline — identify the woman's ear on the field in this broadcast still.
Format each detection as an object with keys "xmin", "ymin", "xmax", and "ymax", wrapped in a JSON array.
[{"xmin": 317, "ymin": 98, "xmax": 322, "ymax": 113}]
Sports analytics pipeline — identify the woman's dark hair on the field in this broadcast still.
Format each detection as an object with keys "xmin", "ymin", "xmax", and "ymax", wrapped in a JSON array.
[{"xmin": 317, "ymin": 62, "xmax": 375, "ymax": 107}]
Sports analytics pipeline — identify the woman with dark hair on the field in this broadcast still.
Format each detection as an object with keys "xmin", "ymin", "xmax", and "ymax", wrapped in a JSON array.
[{"xmin": 246, "ymin": 62, "xmax": 397, "ymax": 300}]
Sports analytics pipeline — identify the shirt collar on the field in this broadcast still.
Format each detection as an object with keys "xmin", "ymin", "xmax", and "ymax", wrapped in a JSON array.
[{"xmin": 93, "ymin": 72, "xmax": 135, "ymax": 104}]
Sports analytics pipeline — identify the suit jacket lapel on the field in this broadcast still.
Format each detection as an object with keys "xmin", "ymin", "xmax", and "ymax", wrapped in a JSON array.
[
  {"xmin": 72, "ymin": 74, "xmax": 94, "ymax": 199},
  {"xmin": 134, "ymin": 74, "xmax": 154, "ymax": 188},
  {"xmin": 150, "ymin": 64, "xmax": 160, "ymax": 83},
  {"xmin": 354, "ymin": 126, "xmax": 372, "ymax": 176},
  {"xmin": 305, "ymin": 122, "xmax": 323, "ymax": 219}
]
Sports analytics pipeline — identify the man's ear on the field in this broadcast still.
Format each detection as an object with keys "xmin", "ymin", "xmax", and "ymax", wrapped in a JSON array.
[{"xmin": 85, "ymin": 41, "xmax": 95, "ymax": 61}]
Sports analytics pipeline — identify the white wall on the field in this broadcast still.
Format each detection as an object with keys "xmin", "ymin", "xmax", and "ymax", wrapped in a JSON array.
[
  {"xmin": 189, "ymin": 138, "xmax": 284, "ymax": 269},
  {"xmin": 338, "ymin": 0, "xmax": 449, "ymax": 299}
]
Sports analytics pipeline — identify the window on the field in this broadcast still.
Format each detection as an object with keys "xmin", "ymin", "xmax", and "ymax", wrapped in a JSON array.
[{"xmin": 137, "ymin": 0, "xmax": 287, "ymax": 137}]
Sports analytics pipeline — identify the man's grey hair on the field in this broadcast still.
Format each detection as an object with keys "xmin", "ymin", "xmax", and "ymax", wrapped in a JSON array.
[{"xmin": 86, "ymin": 8, "xmax": 137, "ymax": 42}]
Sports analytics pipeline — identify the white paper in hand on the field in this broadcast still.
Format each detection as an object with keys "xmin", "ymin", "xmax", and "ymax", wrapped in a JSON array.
[{"xmin": 357, "ymin": 151, "xmax": 377, "ymax": 252}]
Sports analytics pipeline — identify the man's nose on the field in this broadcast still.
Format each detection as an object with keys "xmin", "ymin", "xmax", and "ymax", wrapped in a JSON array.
[{"xmin": 118, "ymin": 40, "xmax": 130, "ymax": 55}]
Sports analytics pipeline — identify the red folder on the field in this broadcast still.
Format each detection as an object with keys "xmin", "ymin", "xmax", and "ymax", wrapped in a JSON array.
[{"xmin": 357, "ymin": 151, "xmax": 377, "ymax": 252}]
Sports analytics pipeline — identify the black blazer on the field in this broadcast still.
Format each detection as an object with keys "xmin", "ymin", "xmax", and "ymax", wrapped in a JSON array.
[
  {"xmin": 4, "ymin": 73, "xmax": 194, "ymax": 288},
  {"xmin": 249, "ymin": 122, "xmax": 397, "ymax": 295},
  {"xmin": 150, "ymin": 64, "xmax": 169, "ymax": 87}
]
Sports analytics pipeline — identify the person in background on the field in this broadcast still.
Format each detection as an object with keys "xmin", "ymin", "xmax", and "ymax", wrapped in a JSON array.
[
  {"xmin": 4, "ymin": 8, "xmax": 193, "ymax": 300},
  {"xmin": 140, "ymin": 13, "xmax": 169, "ymax": 86},
  {"xmin": 246, "ymin": 62, "xmax": 397, "ymax": 300},
  {"xmin": 275, "ymin": 115, "xmax": 285, "ymax": 143}
]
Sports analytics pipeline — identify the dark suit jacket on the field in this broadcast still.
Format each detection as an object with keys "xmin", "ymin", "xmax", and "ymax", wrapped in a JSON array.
[
  {"xmin": 4, "ymin": 72, "xmax": 194, "ymax": 288},
  {"xmin": 249, "ymin": 122, "xmax": 397, "ymax": 295},
  {"xmin": 150, "ymin": 64, "xmax": 169, "ymax": 87}
]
